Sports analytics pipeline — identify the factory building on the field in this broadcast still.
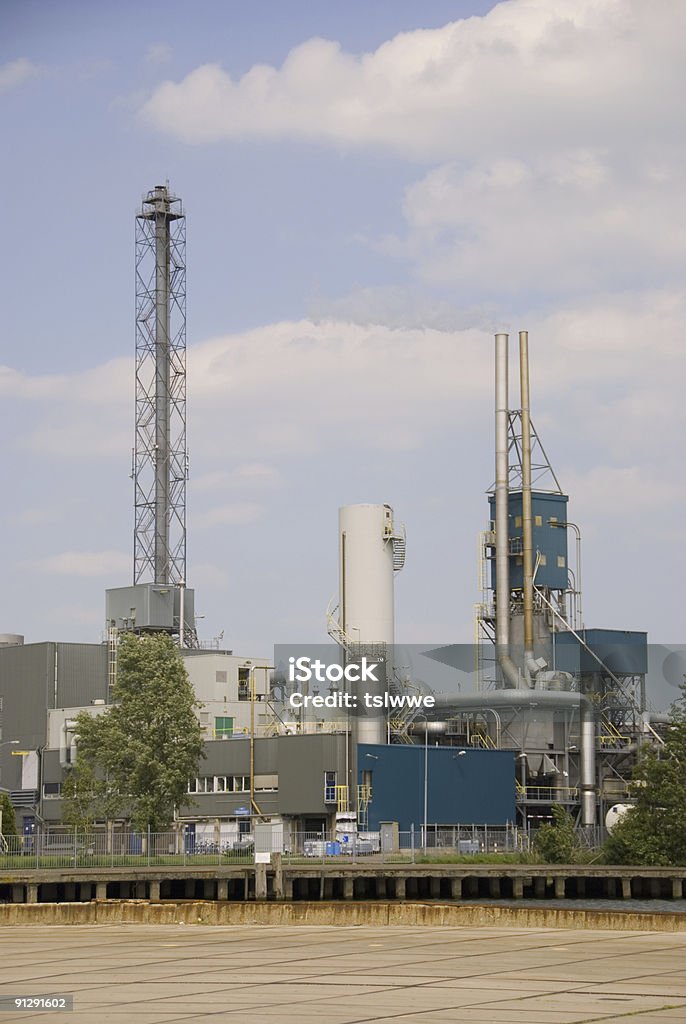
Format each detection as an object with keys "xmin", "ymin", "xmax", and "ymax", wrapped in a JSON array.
[{"xmin": 0, "ymin": 187, "xmax": 666, "ymax": 849}]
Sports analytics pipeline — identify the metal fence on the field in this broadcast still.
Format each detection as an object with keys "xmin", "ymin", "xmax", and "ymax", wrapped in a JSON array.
[{"xmin": 0, "ymin": 823, "xmax": 607, "ymax": 870}]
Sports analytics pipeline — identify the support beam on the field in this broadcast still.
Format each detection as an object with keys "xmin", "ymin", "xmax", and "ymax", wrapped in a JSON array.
[{"xmin": 255, "ymin": 863, "xmax": 268, "ymax": 901}]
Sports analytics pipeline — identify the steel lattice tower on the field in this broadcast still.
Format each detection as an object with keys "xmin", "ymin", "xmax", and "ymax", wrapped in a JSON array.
[{"xmin": 133, "ymin": 185, "xmax": 187, "ymax": 586}]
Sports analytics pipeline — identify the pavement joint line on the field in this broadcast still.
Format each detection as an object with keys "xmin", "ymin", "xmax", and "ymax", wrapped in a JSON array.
[{"xmin": 572, "ymin": 1004, "xmax": 686, "ymax": 1023}]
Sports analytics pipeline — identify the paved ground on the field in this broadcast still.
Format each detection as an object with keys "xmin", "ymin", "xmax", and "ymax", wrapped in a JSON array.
[{"xmin": 1, "ymin": 924, "xmax": 686, "ymax": 1023}]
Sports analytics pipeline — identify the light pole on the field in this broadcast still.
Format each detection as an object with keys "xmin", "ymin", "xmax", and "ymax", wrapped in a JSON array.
[{"xmin": 413, "ymin": 715, "xmax": 429, "ymax": 853}]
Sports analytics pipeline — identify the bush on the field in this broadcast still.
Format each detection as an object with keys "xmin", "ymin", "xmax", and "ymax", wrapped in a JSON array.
[
  {"xmin": 533, "ymin": 805, "xmax": 579, "ymax": 864},
  {"xmin": 0, "ymin": 793, "xmax": 18, "ymax": 836}
]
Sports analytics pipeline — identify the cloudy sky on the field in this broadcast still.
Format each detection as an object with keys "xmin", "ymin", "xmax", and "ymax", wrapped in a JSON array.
[{"xmin": 1, "ymin": 1, "xmax": 684, "ymax": 693}]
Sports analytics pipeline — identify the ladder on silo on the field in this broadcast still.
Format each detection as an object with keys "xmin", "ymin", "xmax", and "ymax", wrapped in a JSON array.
[{"xmin": 107, "ymin": 625, "xmax": 118, "ymax": 701}]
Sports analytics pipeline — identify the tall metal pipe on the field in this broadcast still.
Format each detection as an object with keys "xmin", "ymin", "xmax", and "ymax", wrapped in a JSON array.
[
  {"xmin": 494, "ymin": 333, "xmax": 520, "ymax": 688},
  {"xmin": 519, "ymin": 331, "xmax": 536, "ymax": 676},
  {"xmin": 580, "ymin": 697, "xmax": 596, "ymax": 826},
  {"xmin": 153, "ymin": 186, "xmax": 171, "ymax": 584}
]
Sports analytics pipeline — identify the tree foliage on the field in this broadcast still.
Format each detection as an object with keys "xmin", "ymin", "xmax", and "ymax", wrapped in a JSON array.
[
  {"xmin": 62, "ymin": 633, "xmax": 204, "ymax": 832},
  {"xmin": 533, "ymin": 805, "xmax": 580, "ymax": 864},
  {"xmin": 0, "ymin": 792, "xmax": 18, "ymax": 836},
  {"xmin": 604, "ymin": 689, "xmax": 686, "ymax": 865}
]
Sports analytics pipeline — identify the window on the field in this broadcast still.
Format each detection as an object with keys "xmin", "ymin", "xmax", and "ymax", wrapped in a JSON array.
[
  {"xmin": 214, "ymin": 776, "xmax": 228, "ymax": 793},
  {"xmin": 42, "ymin": 782, "xmax": 61, "ymax": 799},
  {"xmin": 534, "ymin": 515, "xmax": 543, "ymax": 526},
  {"xmin": 539, "ymin": 554, "xmax": 547, "ymax": 566},
  {"xmin": 215, "ymin": 716, "xmax": 234, "ymax": 738},
  {"xmin": 188, "ymin": 776, "xmax": 214, "ymax": 794},
  {"xmin": 238, "ymin": 667, "xmax": 250, "ymax": 701},
  {"xmin": 514, "ymin": 515, "xmax": 522, "ymax": 528},
  {"xmin": 324, "ymin": 771, "xmax": 337, "ymax": 803},
  {"xmin": 557, "ymin": 556, "xmax": 566, "ymax": 568},
  {"xmin": 215, "ymin": 670, "xmax": 228, "ymax": 684}
]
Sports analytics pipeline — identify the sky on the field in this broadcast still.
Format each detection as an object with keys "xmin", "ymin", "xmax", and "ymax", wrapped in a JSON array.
[{"xmin": 1, "ymin": 0, "xmax": 685, "ymax": 704}]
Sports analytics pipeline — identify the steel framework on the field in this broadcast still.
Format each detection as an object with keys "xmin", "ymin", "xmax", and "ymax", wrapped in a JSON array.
[{"xmin": 133, "ymin": 185, "xmax": 187, "ymax": 585}]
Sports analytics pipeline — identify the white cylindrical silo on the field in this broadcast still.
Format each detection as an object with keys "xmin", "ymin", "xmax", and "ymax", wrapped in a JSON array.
[
  {"xmin": 340, "ymin": 503, "xmax": 396, "ymax": 647},
  {"xmin": 339, "ymin": 503, "xmax": 403, "ymax": 746}
]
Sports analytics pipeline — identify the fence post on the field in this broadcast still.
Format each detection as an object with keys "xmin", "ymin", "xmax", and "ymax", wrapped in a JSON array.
[
  {"xmin": 411, "ymin": 824, "xmax": 415, "ymax": 864},
  {"xmin": 147, "ymin": 826, "xmax": 151, "ymax": 867}
]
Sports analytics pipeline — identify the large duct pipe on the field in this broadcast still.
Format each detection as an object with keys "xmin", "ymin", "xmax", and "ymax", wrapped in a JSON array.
[
  {"xmin": 495, "ymin": 333, "xmax": 520, "ymax": 688},
  {"xmin": 519, "ymin": 331, "xmax": 539, "ymax": 681},
  {"xmin": 580, "ymin": 697, "xmax": 596, "ymax": 827}
]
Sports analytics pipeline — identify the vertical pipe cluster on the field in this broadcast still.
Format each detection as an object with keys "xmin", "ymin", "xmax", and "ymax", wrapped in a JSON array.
[
  {"xmin": 494, "ymin": 334, "xmax": 520, "ymax": 687},
  {"xmin": 519, "ymin": 331, "xmax": 535, "ymax": 672},
  {"xmin": 492, "ymin": 331, "xmax": 595, "ymax": 822}
]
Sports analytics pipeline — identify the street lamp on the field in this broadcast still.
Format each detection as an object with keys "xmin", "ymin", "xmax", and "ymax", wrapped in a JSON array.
[{"xmin": 413, "ymin": 714, "xmax": 429, "ymax": 853}]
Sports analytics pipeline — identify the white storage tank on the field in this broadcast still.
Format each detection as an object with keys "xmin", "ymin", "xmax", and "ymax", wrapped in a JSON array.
[
  {"xmin": 338, "ymin": 503, "xmax": 405, "ymax": 745},
  {"xmin": 0, "ymin": 634, "xmax": 24, "ymax": 647},
  {"xmin": 339, "ymin": 503, "xmax": 399, "ymax": 646}
]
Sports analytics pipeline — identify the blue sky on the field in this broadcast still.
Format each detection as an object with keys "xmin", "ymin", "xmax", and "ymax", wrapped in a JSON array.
[{"xmin": 1, "ymin": 1, "xmax": 685, "ymax": 707}]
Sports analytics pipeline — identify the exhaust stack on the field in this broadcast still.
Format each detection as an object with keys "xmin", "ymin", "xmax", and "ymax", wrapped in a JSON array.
[{"xmin": 494, "ymin": 333, "xmax": 520, "ymax": 688}]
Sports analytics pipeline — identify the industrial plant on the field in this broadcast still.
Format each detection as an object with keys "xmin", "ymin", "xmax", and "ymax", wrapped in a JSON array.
[{"xmin": 0, "ymin": 186, "xmax": 667, "ymax": 852}]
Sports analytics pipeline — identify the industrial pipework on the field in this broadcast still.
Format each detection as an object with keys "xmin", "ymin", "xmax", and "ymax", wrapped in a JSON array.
[
  {"xmin": 519, "ymin": 330, "xmax": 538, "ymax": 681},
  {"xmin": 494, "ymin": 333, "xmax": 521, "ymax": 689},
  {"xmin": 491, "ymin": 331, "xmax": 596, "ymax": 825}
]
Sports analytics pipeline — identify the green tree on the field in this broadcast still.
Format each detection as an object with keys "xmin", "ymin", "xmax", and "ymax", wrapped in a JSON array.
[
  {"xmin": 604, "ymin": 680, "xmax": 686, "ymax": 865},
  {"xmin": 62, "ymin": 633, "xmax": 204, "ymax": 832},
  {"xmin": 0, "ymin": 792, "xmax": 18, "ymax": 836},
  {"xmin": 533, "ymin": 805, "xmax": 579, "ymax": 864}
]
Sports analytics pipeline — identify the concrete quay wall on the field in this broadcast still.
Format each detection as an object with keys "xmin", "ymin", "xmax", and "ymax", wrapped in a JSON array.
[{"xmin": 1, "ymin": 900, "xmax": 686, "ymax": 933}]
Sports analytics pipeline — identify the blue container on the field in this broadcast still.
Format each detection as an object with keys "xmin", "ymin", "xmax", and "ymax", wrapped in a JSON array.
[{"xmin": 325, "ymin": 841, "xmax": 341, "ymax": 856}]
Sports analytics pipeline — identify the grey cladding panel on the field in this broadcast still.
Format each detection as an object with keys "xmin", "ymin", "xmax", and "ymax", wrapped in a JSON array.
[{"xmin": 57, "ymin": 644, "xmax": 108, "ymax": 707}]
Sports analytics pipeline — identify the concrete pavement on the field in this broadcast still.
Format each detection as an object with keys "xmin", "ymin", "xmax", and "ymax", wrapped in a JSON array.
[{"xmin": 1, "ymin": 924, "xmax": 686, "ymax": 1022}]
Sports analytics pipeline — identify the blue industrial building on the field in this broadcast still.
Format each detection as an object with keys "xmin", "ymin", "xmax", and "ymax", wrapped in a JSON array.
[
  {"xmin": 489, "ymin": 490, "xmax": 569, "ymax": 591},
  {"xmin": 553, "ymin": 629, "xmax": 648, "ymax": 676},
  {"xmin": 358, "ymin": 743, "xmax": 516, "ymax": 832}
]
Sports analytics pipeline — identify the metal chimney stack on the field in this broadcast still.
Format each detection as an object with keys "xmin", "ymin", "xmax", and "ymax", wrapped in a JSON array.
[{"xmin": 133, "ymin": 185, "xmax": 188, "ymax": 587}]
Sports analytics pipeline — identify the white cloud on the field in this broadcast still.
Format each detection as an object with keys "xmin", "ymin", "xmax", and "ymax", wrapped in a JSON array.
[
  {"xmin": 562, "ymin": 466, "xmax": 685, "ymax": 521},
  {"xmin": 392, "ymin": 153, "xmax": 686, "ymax": 293},
  {"xmin": 4, "ymin": 293, "xmax": 685, "ymax": 467},
  {"xmin": 139, "ymin": 2, "xmax": 686, "ymax": 160},
  {"xmin": 145, "ymin": 43, "xmax": 173, "ymax": 65},
  {"xmin": 0, "ymin": 58, "xmax": 40, "ymax": 95},
  {"xmin": 26, "ymin": 550, "xmax": 130, "ymax": 578},
  {"xmin": 194, "ymin": 502, "xmax": 265, "ymax": 529},
  {"xmin": 193, "ymin": 464, "xmax": 282, "ymax": 492}
]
